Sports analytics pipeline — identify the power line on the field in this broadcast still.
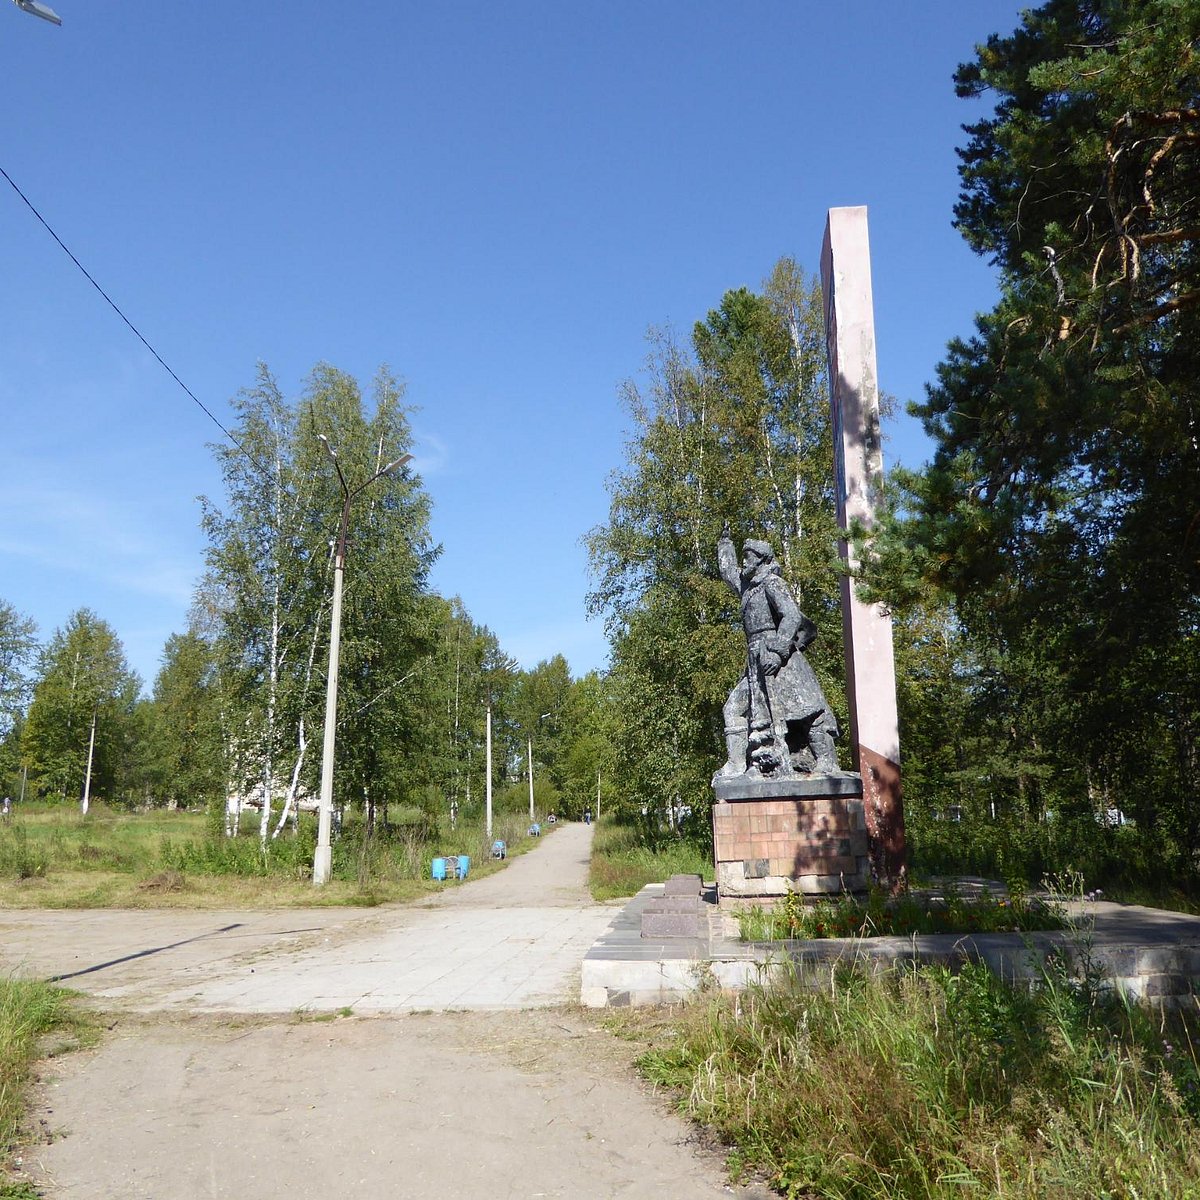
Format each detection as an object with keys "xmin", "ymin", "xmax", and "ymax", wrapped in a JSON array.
[
  {"xmin": 1, "ymin": 162, "xmax": 415, "ymax": 574},
  {"xmin": 0, "ymin": 161, "xmax": 261, "ymax": 474}
]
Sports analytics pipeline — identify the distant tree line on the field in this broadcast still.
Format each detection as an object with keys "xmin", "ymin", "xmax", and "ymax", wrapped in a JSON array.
[{"xmin": 0, "ymin": 363, "xmax": 612, "ymax": 842}]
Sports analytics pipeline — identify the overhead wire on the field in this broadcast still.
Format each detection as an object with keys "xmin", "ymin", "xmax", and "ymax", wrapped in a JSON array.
[
  {"xmin": 0, "ymin": 161, "xmax": 271, "ymax": 483},
  {"xmin": 1, "ymin": 162, "xmax": 426, "ymax": 593}
]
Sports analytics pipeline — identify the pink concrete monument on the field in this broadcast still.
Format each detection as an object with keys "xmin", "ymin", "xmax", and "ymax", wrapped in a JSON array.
[{"xmin": 820, "ymin": 206, "xmax": 906, "ymax": 886}]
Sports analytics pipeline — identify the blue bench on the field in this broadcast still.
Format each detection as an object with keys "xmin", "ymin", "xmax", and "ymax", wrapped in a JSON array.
[{"xmin": 431, "ymin": 854, "xmax": 471, "ymax": 880}]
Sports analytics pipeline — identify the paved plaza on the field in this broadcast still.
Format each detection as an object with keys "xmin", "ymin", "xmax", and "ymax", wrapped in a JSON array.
[{"xmin": 0, "ymin": 821, "xmax": 619, "ymax": 1014}]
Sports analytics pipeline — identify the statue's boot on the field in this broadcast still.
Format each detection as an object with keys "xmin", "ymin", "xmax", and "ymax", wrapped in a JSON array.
[
  {"xmin": 810, "ymin": 723, "xmax": 841, "ymax": 774},
  {"xmin": 715, "ymin": 727, "xmax": 748, "ymax": 778}
]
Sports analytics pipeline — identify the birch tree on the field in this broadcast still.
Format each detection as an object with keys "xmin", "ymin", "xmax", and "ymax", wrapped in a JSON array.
[
  {"xmin": 0, "ymin": 600, "xmax": 37, "ymax": 740},
  {"xmin": 21, "ymin": 609, "xmax": 139, "ymax": 807},
  {"xmin": 0, "ymin": 600, "xmax": 37, "ymax": 795},
  {"xmin": 586, "ymin": 260, "xmax": 842, "ymax": 830},
  {"xmin": 201, "ymin": 362, "xmax": 438, "ymax": 843},
  {"xmin": 201, "ymin": 365, "xmax": 312, "ymax": 843}
]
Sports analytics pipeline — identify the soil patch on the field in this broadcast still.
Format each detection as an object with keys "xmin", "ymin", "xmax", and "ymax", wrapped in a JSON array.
[{"xmin": 17, "ymin": 1007, "xmax": 775, "ymax": 1199}]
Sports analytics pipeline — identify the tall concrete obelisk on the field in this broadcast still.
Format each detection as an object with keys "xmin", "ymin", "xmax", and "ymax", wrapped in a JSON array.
[{"xmin": 820, "ymin": 206, "xmax": 906, "ymax": 886}]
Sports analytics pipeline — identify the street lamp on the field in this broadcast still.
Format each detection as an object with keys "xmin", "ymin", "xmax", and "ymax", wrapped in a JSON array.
[
  {"xmin": 13, "ymin": 1, "xmax": 63, "ymax": 24},
  {"xmin": 528, "ymin": 712, "xmax": 550, "ymax": 822},
  {"xmin": 485, "ymin": 703, "xmax": 493, "ymax": 840},
  {"xmin": 312, "ymin": 434, "xmax": 413, "ymax": 886}
]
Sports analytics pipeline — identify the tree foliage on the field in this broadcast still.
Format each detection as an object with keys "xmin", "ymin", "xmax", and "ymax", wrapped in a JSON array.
[
  {"xmin": 587, "ymin": 259, "xmax": 845, "ymax": 835},
  {"xmin": 870, "ymin": 0, "xmax": 1200, "ymax": 871},
  {"xmin": 150, "ymin": 629, "xmax": 225, "ymax": 810},
  {"xmin": 0, "ymin": 601, "xmax": 37, "ymax": 743},
  {"xmin": 21, "ymin": 609, "xmax": 140, "ymax": 804},
  {"xmin": 200, "ymin": 362, "xmax": 440, "ymax": 837},
  {"xmin": 0, "ymin": 600, "xmax": 37, "ymax": 795}
]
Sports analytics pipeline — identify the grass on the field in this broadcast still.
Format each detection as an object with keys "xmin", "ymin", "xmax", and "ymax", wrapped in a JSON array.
[
  {"xmin": 0, "ymin": 802, "xmax": 554, "ymax": 908},
  {"xmin": 588, "ymin": 819, "xmax": 713, "ymax": 901},
  {"xmin": 0, "ymin": 979, "xmax": 90, "ymax": 1191},
  {"xmin": 623, "ymin": 959, "xmax": 1200, "ymax": 1200},
  {"xmin": 737, "ymin": 882, "xmax": 1066, "ymax": 941}
]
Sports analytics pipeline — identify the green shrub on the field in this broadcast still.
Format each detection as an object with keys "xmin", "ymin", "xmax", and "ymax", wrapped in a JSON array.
[
  {"xmin": 159, "ymin": 824, "xmax": 317, "ymax": 879},
  {"xmin": 589, "ymin": 819, "xmax": 712, "ymax": 900},
  {"xmin": 0, "ymin": 980, "xmax": 77, "ymax": 1173},
  {"xmin": 909, "ymin": 810, "xmax": 1195, "ymax": 900}
]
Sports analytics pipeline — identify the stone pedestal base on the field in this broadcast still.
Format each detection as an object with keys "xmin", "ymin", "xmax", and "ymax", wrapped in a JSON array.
[{"xmin": 711, "ymin": 774, "xmax": 870, "ymax": 897}]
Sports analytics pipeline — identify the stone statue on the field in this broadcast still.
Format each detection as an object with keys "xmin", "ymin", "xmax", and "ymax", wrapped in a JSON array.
[{"xmin": 715, "ymin": 527, "xmax": 841, "ymax": 779}]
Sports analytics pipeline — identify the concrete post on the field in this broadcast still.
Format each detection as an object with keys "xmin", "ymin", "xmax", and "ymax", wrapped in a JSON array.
[{"xmin": 820, "ymin": 206, "xmax": 906, "ymax": 886}]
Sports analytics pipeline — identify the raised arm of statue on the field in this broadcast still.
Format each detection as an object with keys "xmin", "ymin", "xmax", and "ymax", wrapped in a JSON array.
[{"xmin": 717, "ymin": 526, "xmax": 740, "ymax": 595}]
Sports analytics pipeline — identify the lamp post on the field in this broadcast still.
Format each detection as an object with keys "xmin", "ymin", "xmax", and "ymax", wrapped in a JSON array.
[
  {"xmin": 12, "ymin": 1, "xmax": 63, "ymax": 25},
  {"xmin": 485, "ymin": 704, "xmax": 493, "ymax": 840},
  {"xmin": 312, "ymin": 435, "xmax": 412, "ymax": 886},
  {"xmin": 528, "ymin": 712, "xmax": 550, "ymax": 822}
]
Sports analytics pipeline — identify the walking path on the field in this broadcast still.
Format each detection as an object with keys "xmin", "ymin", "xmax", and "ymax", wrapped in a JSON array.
[
  {"xmin": 5, "ymin": 824, "xmax": 775, "ymax": 1200},
  {"xmin": 1, "ymin": 822, "xmax": 617, "ymax": 1013}
]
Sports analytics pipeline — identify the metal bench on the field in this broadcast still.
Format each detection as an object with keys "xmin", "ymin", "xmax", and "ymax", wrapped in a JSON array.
[{"xmin": 431, "ymin": 854, "xmax": 471, "ymax": 880}]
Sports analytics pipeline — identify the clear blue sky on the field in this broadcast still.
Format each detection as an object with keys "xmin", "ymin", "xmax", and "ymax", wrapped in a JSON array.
[{"xmin": 1, "ymin": 1, "xmax": 1026, "ymax": 691}]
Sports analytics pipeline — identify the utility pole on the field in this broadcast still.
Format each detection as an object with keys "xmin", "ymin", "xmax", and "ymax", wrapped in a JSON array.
[
  {"xmin": 527, "ymin": 736, "xmax": 535, "ymax": 822},
  {"xmin": 485, "ymin": 705, "xmax": 493, "ymax": 840},
  {"xmin": 80, "ymin": 704, "xmax": 96, "ymax": 815},
  {"xmin": 312, "ymin": 435, "xmax": 412, "ymax": 887}
]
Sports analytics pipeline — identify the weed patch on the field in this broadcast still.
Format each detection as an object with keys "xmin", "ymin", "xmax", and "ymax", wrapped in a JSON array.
[
  {"xmin": 738, "ymin": 883, "xmax": 1065, "ymax": 941},
  {"xmin": 631, "ymin": 961, "xmax": 1200, "ymax": 1199},
  {"xmin": 0, "ymin": 979, "xmax": 89, "ymax": 1184},
  {"xmin": 588, "ymin": 820, "xmax": 712, "ymax": 901}
]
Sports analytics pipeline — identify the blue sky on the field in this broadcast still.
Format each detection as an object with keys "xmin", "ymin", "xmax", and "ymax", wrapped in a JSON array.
[{"xmin": 1, "ymin": 1, "xmax": 1026, "ymax": 691}]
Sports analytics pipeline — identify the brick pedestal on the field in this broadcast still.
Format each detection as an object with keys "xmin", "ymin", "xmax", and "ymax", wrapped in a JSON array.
[{"xmin": 711, "ymin": 774, "xmax": 869, "ymax": 897}]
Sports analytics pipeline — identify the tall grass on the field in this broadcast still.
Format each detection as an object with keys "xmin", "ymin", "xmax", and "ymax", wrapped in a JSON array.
[
  {"xmin": 0, "ymin": 803, "xmax": 203, "ymax": 876},
  {"xmin": 0, "ymin": 801, "xmax": 555, "ymax": 906},
  {"xmin": 737, "ymin": 884, "xmax": 1066, "ymax": 941},
  {"xmin": 634, "ymin": 960, "xmax": 1200, "ymax": 1199},
  {"xmin": 0, "ymin": 980, "xmax": 79, "ymax": 1177},
  {"xmin": 588, "ymin": 819, "xmax": 713, "ymax": 901}
]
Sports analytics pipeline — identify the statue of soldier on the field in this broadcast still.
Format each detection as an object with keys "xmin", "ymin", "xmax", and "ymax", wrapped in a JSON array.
[{"xmin": 715, "ymin": 527, "xmax": 840, "ymax": 778}]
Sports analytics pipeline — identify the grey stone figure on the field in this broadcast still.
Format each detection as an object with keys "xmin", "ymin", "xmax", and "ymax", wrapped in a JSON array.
[{"xmin": 715, "ymin": 527, "xmax": 840, "ymax": 779}]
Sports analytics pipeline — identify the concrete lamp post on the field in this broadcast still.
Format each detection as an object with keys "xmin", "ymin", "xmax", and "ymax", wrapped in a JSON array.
[
  {"xmin": 13, "ymin": 0, "xmax": 63, "ymax": 24},
  {"xmin": 528, "ymin": 712, "xmax": 550, "ymax": 821},
  {"xmin": 312, "ymin": 435, "xmax": 413, "ymax": 887}
]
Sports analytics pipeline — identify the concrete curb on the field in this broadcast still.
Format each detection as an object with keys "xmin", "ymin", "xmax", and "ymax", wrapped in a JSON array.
[{"xmin": 581, "ymin": 889, "xmax": 1200, "ymax": 1009}]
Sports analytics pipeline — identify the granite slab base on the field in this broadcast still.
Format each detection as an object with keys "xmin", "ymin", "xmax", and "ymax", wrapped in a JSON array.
[{"xmin": 581, "ymin": 889, "xmax": 1200, "ymax": 1010}]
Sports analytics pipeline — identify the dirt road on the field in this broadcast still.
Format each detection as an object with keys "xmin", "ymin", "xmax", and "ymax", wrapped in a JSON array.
[{"xmin": 7, "ymin": 825, "xmax": 771, "ymax": 1199}]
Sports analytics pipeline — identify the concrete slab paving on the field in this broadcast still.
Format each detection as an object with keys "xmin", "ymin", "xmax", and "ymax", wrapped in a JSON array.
[
  {"xmin": 1, "ymin": 821, "xmax": 618, "ymax": 1015},
  {"xmin": 5, "ymin": 824, "xmax": 785, "ymax": 1200}
]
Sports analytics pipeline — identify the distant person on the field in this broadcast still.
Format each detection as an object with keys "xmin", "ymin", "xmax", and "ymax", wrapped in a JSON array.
[
  {"xmin": 1, "ymin": 795, "xmax": 10, "ymax": 819},
  {"xmin": 583, "ymin": 808, "xmax": 591, "ymax": 825}
]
